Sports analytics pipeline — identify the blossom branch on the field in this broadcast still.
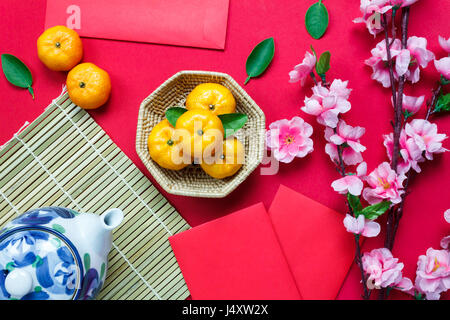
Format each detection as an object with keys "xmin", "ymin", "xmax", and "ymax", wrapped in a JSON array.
[
  {"xmin": 334, "ymin": 140, "xmax": 371, "ymax": 300},
  {"xmin": 381, "ymin": 13, "xmax": 398, "ymax": 109}
]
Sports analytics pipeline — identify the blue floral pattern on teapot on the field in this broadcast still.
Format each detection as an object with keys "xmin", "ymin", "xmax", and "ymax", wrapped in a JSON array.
[{"xmin": 0, "ymin": 206, "xmax": 123, "ymax": 300}]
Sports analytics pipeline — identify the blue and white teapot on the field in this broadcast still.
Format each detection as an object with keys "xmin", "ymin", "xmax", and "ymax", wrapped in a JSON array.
[{"xmin": 0, "ymin": 207, "xmax": 123, "ymax": 300}]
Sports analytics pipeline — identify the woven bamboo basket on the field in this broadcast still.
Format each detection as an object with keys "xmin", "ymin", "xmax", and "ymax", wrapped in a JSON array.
[{"xmin": 136, "ymin": 71, "xmax": 266, "ymax": 198}]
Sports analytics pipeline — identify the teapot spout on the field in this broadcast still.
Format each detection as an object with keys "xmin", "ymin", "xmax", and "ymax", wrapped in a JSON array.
[{"xmin": 100, "ymin": 208, "xmax": 124, "ymax": 231}]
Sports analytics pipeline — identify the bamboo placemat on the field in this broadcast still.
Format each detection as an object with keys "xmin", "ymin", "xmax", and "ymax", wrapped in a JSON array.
[{"xmin": 0, "ymin": 90, "xmax": 191, "ymax": 300}]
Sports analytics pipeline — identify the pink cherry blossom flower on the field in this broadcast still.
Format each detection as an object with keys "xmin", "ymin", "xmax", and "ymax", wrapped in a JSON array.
[
  {"xmin": 266, "ymin": 116, "xmax": 314, "ymax": 163},
  {"xmin": 331, "ymin": 161, "xmax": 368, "ymax": 196},
  {"xmin": 362, "ymin": 248, "xmax": 413, "ymax": 291},
  {"xmin": 329, "ymin": 79, "xmax": 352, "ymax": 100},
  {"xmin": 414, "ymin": 248, "xmax": 450, "ymax": 300},
  {"xmin": 353, "ymin": 0, "xmax": 392, "ymax": 37},
  {"xmin": 365, "ymin": 38, "xmax": 402, "ymax": 87},
  {"xmin": 343, "ymin": 214, "xmax": 380, "ymax": 237},
  {"xmin": 405, "ymin": 119, "xmax": 448, "ymax": 160},
  {"xmin": 383, "ymin": 129, "xmax": 424, "ymax": 175},
  {"xmin": 325, "ymin": 127, "xmax": 365, "ymax": 166},
  {"xmin": 434, "ymin": 57, "xmax": 450, "ymax": 80},
  {"xmin": 362, "ymin": 162, "xmax": 406, "ymax": 205},
  {"xmin": 391, "ymin": 93, "xmax": 424, "ymax": 116},
  {"xmin": 438, "ymin": 35, "xmax": 450, "ymax": 53},
  {"xmin": 404, "ymin": 36, "xmax": 435, "ymax": 83},
  {"xmin": 301, "ymin": 80, "xmax": 352, "ymax": 128},
  {"xmin": 329, "ymin": 119, "xmax": 366, "ymax": 153},
  {"xmin": 289, "ymin": 51, "xmax": 317, "ymax": 86},
  {"xmin": 332, "ymin": 176, "xmax": 364, "ymax": 196},
  {"xmin": 324, "ymin": 120, "xmax": 366, "ymax": 166}
]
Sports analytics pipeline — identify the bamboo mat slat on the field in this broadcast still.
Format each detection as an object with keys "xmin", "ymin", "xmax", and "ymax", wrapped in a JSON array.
[{"xmin": 0, "ymin": 91, "xmax": 191, "ymax": 300}]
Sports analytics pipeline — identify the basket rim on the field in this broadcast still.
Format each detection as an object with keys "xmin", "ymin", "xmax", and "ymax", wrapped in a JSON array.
[{"xmin": 135, "ymin": 70, "xmax": 266, "ymax": 198}]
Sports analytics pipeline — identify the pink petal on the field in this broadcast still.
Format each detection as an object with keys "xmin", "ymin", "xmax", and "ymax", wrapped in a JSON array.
[
  {"xmin": 343, "ymin": 214, "xmax": 365, "ymax": 234},
  {"xmin": 362, "ymin": 220, "xmax": 381, "ymax": 238},
  {"xmin": 434, "ymin": 57, "xmax": 450, "ymax": 80},
  {"xmin": 347, "ymin": 176, "xmax": 364, "ymax": 196},
  {"xmin": 342, "ymin": 148, "xmax": 363, "ymax": 166},
  {"xmin": 402, "ymin": 94, "xmax": 424, "ymax": 114},
  {"xmin": 357, "ymin": 162, "xmax": 367, "ymax": 177},
  {"xmin": 395, "ymin": 49, "xmax": 411, "ymax": 77},
  {"xmin": 331, "ymin": 177, "xmax": 350, "ymax": 194},
  {"xmin": 329, "ymin": 134, "xmax": 346, "ymax": 145},
  {"xmin": 288, "ymin": 69, "xmax": 301, "ymax": 83},
  {"xmin": 445, "ymin": 209, "xmax": 450, "ymax": 224},
  {"xmin": 438, "ymin": 35, "xmax": 450, "ymax": 53}
]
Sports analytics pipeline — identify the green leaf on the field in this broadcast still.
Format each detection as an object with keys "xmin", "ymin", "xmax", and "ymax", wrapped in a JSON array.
[
  {"xmin": 244, "ymin": 37, "xmax": 275, "ymax": 85},
  {"xmin": 32, "ymin": 255, "xmax": 43, "ymax": 268},
  {"xmin": 100, "ymin": 263, "xmax": 106, "ymax": 280},
  {"xmin": 347, "ymin": 193, "xmax": 363, "ymax": 216},
  {"xmin": 315, "ymin": 51, "xmax": 331, "ymax": 75},
  {"xmin": 84, "ymin": 253, "xmax": 91, "ymax": 271},
  {"xmin": 434, "ymin": 93, "xmax": 450, "ymax": 113},
  {"xmin": 1, "ymin": 53, "xmax": 34, "ymax": 99},
  {"xmin": 403, "ymin": 110, "xmax": 413, "ymax": 120},
  {"xmin": 165, "ymin": 107, "xmax": 187, "ymax": 127},
  {"xmin": 305, "ymin": 0, "xmax": 329, "ymax": 39},
  {"xmin": 358, "ymin": 201, "xmax": 391, "ymax": 220},
  {"xmin": 52, "ymin": 223, "xmax": 65, "ymax": 234},
  {"xmin": 218, "ymin": 113, "xmax": 248, "ymax": 138},
  {"xmin": 310, "ymin": 45, "xmax": 317, "ymax": 59}
]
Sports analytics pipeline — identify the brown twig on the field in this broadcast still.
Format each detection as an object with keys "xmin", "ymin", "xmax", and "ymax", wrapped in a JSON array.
[
  {"xmin": 334, "ymin": 142, "xmax": 370, "ymax": 300},
  {"xmin": 387, "ymin": 81, "xmax": 442, "ymax": 249},
  {"xmin": 381, "ymin": 13, "xmax": 398, "ymax": 110}
]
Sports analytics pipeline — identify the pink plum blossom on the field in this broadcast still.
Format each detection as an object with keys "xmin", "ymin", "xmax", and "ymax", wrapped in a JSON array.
[
  {"xmin": 434, "ymin": 57, "xmax": 450, "ymax": 80},
  {"xmin": 331, "ymin": 161, "xmax": 368, "ymax": 196},
  {"xmin": 365, "ymin": 38, "xmax": 402, "ymax": 87},
  {"xmin": 414, "ymin": 248, "xmax": 450, "ymax": 300},
  {"xmin": 343, "ymin": 214, "xmax": 381, "ymax": 237},
  {"xmin": 391, "ymin": 93, "xmax": 424, "ymax": 116},
  {"xmin": 405, "ymin": 119, "xmax": 448, "ymax": 160},
  {"xmin": 362, "ymin": 162, "xmax": 406, "ymax": 205},
  {"xmin": 324, "ymin": 120, "xmax": 366, "ymax": 166},
  {"xmin": 438, "ymin": 35, "xmax": 450, "ymax": 53},
  {"xmin": 289, "ymin": 51, "xmax": 317, "ymax": 86},
  {"xmin": 403, "ymin": 36, "xmax": 435, "ymax": 83},
  {"xmin": 332, "ymin": 176, "xmax": 364, "ymax": 196},
  {"xmin": 325, "ymin": 128, "xmax": 365, "ymax": 166},
  {"xmin": 329, "ymin": 120, "xmax": 366, "ymax": 154},
  {"xmin": 383, "ymin": 129, "xmax": 424, "ymax": 175},
  {"xmin": 266, "ymin": 116, "xmax": 314, "ymax": 163},
  {"xmin": 353, "ymin": 0, "xmax": 392, "ymax": 37},
  {"xmin": 329, "ymin": 79, "xmax": 352, "ymax": 100},
  {"xmin": 362, "ymin": 248, "xmax": 413, "ymax": 291},
  {"xmin": 301, "ymin": 80, "xmax": 352, "ymax": 128}
]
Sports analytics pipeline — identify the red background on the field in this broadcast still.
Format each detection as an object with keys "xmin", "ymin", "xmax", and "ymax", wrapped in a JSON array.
[{"xmin": 0, "ymin": 0, "xmax": 449, "ymax": 300}]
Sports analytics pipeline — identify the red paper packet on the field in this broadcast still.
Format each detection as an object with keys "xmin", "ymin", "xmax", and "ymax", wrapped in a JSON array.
[
  {"xmin": 45, "ymin": 0, "xmax": 230, "ymax": 49},
  {"xmin": 169, "ymin": 185, "xmax": 355, "ymax": 299}
]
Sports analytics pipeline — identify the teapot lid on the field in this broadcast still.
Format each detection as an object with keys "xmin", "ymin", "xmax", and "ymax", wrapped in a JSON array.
[{"xmin": 0, "ymin": 227, "xmax": 83, "ymax": 300}]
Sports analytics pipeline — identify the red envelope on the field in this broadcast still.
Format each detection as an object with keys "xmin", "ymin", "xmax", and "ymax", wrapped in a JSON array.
[
  {"xmin": 169, "ymin": 185, "xmax": 355, "ymax": 300},
  {"xmin": 268, "ymin": 185, "xmax": 356, "ymax": 300},
  {"xmin": 169, "ymin": 203, "xmax": 302, "ymax": 300},
  {"xmin": 45, "ymin": 0, "xmax": 230, "ymax": 49}
]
